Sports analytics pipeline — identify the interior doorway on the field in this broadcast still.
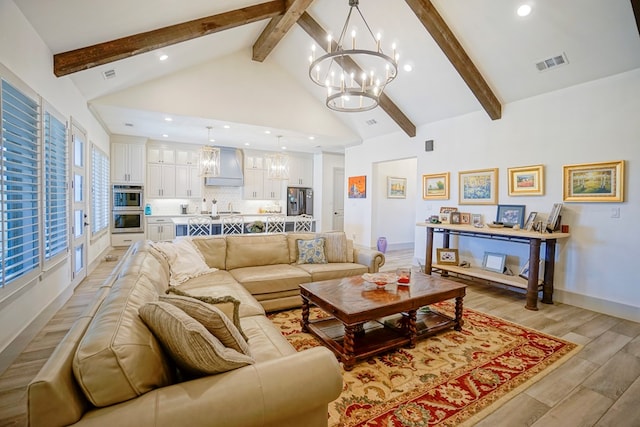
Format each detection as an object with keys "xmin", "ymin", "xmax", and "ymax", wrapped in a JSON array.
[
  {"xmin": 332, "ymin": 167, "xmax": 344, "ymax": 231},
  {"xmin": 69, "ymin": 119, "xmax": 88, "ymax": 288}
]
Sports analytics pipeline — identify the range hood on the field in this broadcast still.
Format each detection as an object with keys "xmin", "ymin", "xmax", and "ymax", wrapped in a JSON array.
[{"xmin": 204, "ymin": 147, "xmax": 244, "ymax": 187}]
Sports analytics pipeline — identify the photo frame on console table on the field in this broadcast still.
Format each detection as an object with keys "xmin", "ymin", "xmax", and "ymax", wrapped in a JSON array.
[
  {"xmin": 422, "ymin": 172, "xmax": 450, "ymax": 200},
  {"xmin": 495, "ymin": 204, "xmax": 526, "ymax": 228},
  {"xmin": 436, "ymin": 248, "xmax": 459, "ymax": 265},
  {"xmin": 563, "ymin": 160, "xmax": 625, "ymax": 202},
  {"xmin": 482, "ymin": 252, "xmax": 507, "ymax": 273},
  {"xmin": 459, "ymin": 168, "xmax": 498, "ymax": 205},
  {"xmin": 508, "ymin": 164, "xmax": 544, "ymax": 196}
]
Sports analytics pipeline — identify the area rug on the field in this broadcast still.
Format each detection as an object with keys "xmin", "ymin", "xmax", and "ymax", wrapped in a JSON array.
[{"xmin": 268, "ymin": 301, "xmax": 580, "ymax": 426}]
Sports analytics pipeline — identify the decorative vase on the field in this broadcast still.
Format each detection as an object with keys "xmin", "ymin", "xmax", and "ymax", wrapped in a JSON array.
[{"xmin": 377, "ymin": 237, "xmax": 387, "ymax": 253}]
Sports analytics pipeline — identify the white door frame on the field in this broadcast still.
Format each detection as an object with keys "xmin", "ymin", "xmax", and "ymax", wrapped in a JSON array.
[
  {"xmin": 69, "ymin": 119, "xmax": 88, "ymax": 288},
  {"xmin": 332, "ymin": 167, "xmax": 345, "ymax": 232}
]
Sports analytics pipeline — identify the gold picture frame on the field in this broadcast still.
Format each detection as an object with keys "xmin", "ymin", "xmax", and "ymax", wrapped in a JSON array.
[
  {"xmin": 563, "ymin": 160, "xmax": 625, "ymax": 202},
  {"xmin": 436, "ymin": 248, "xmax": 459, "ymax": 265},
  {"xmin": 507, "ymin": 164, "xmax": 544, "ymax": 196},
  {"xmin": 422, "ymin": 172, "xmax": 449, "ymax": 200},
  {"xmin": 459, "ymin": 168, "xmax": 498, "ymax": 205}
]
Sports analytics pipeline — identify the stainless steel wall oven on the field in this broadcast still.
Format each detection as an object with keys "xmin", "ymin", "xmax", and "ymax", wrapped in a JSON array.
[{"xmin": 112, "ymin": 185, "xmax": 144, "ymax": 233}]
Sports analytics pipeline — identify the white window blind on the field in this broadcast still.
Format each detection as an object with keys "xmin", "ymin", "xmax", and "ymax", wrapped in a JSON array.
[
  {"xmin": 1, "ymin": 78, "xmax": 40, "ymax": 287},
  {"xmin": 43, "ymin": 110, "xmax": 68, "ymax": 261},
  {"xmin": 91, "ymin": 145, "xmax": 109, "ymax": 236}
]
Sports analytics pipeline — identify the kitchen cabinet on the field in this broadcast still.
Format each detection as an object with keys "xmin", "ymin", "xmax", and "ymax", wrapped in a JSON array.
[
  {"xmin": 175, "ymin": 164, "xmax": 202, "ymax": 198},
  {"xmin": 146, "ymin": 217, "xmax": 176, "ymax": 241},
  {"xmin": 111, "ymin": 142, "xmax": 145, "ymax": 184},
  {"xmin": 287, "ymin": 154, "xmax": 313, "ymax": 187},
  {"xmin": 147, "ymin": 146, "xmax": 175, "ymax": 164},
  {"xmin": 243, "ymin": 168, "xmax": 282, "ymax": 200},
  {"xmin": 147, "ymin": 163, "xmax": 176, "ymax": 198},
  {"xmin": 175, "ymin": 149, "xmax": 199, "ymax": 166}
]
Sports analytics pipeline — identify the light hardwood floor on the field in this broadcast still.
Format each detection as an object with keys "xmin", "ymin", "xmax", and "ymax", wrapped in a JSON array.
[{"xmin": 1, "ymin": 248, "xmax": 639, "ymax": 426}]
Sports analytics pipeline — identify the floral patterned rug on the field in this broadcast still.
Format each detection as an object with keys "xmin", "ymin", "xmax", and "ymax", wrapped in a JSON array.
[{"xmin": 268, "ymin": 301, "xmax": 580, "ymax": 426}]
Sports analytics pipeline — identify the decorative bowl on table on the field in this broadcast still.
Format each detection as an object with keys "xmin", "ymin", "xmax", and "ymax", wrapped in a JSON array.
[{"xmin": 362, "ymin": 272, "xmax": 398, "ymax": 287}]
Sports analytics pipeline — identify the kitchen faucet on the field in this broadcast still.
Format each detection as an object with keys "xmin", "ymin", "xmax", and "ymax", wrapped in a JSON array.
[{"xmin": 228, "ymin": 202, "xmax": 233, "ymax": 212}]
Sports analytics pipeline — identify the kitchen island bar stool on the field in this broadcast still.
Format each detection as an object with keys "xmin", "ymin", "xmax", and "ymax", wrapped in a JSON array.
[
  {"xmin": 222, "ymin": 215, "xmax": 245, "ymax": 235},
  {"xmin": 294, "ymin": 214, "xmax": 313, "ymax": 232},
  {"xmin": 266, "ymin": 214, "xmax": 286, "ymax": 233},
  {"xmin": 188, "ymin": 216, "xmax": 212, "ymax": 236}
]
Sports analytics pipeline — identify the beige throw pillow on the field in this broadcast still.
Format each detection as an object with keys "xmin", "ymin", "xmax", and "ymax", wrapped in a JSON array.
[
  {"xmin": 139, "ymin": 302, "xmax": 254, "ymax": 376},
  {"xmin": 158, "ymin": 294, "xmax": 250, "ymax": 355},
  {"xmin": 152, "ymin": 238, "xmax": 217, "ymax": 285},
  {"xmin": 164, "ymin": 287, "xmax": 247, "ymax": 340}
]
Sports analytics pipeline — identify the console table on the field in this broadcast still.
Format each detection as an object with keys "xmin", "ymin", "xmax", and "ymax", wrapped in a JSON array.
[{"xmin": 417, "ymin": 222, "xmax": 570, "ymax": 311}]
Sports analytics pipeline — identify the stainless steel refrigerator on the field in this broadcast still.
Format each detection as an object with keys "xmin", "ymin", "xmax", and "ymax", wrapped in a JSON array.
[{"xmin": 287, "ymin": 187, "xmax": 313, "ymax": 216}]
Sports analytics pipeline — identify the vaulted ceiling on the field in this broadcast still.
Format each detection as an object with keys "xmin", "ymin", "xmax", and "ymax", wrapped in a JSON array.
[{"xmin": 14, "ymin": 0, "xmax": 640, "ymax": 153}]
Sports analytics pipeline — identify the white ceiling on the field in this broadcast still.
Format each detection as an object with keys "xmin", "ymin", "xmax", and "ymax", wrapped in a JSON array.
[{"xmin": 14, "ymin": 0, "xmax": 640, "ymax": 153}]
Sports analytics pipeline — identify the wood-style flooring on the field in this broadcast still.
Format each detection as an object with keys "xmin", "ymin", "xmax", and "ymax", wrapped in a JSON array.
[{"xmin": 0, "ymin": 248, "xmax": 639, "ymax": 426}]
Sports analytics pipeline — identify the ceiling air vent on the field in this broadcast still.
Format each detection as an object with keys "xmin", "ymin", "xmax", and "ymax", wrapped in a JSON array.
[
  {"xmin": 102, "ymin": 69, "xmax": 116, "ymax": 80},
  {"xmin": 535, "ymin": 53, "xmax": 569, "ymax": 72},
  {"xmin": 365, "ymin": 119, "xmax": 377, "ymax": 126}
]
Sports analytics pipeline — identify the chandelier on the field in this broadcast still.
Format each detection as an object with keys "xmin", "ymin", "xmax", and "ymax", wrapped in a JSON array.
[
  {"xmin": 308, "ymin": 0, "xmax": 398, "ymax": 112},
  {"xmin": 266, "ymin": 135, "xmax": 289, "ymax": 180},
  {"xmin": 199, "ymin": 126, "xmax": 220, "ymax": 177}
]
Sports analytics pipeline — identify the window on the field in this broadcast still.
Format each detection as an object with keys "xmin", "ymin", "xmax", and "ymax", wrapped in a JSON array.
[
  {"xmin": 91, "ymin": 145, "xmax": 109, "ymax": 236},
  {"xmin": 1, "ymin": 78, "xmax": 40, "ymax": 287},
  {"xmin": 43, "ymin": 108, "xmax": 68, "ymax": 262}
]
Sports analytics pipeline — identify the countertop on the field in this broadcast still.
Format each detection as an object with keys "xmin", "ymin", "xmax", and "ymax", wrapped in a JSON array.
[{"xmin": 145, "ymin": 214, "xmax": 311, "ymax": 226}]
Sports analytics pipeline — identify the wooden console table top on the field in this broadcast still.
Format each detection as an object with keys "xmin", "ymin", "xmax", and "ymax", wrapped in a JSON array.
[{"xmin": 417, "ymin": 222, "xmax": 570, "ymax": 240}]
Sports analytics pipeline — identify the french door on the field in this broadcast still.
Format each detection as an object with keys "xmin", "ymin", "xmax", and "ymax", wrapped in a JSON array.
[{"xmin": 70, "ymin": 120, "xmax": 88, "ymax": 287}]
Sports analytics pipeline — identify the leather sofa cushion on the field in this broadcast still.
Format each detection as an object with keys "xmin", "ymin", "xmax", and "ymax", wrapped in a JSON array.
[
  {"xmin": 230, "ymin": 264, "xmax": 311, "ymax": 296},
  {"xmin": 295, "ymin": 262, "xmax": 368, "ymax": 282},
  {"xmin": 117, "ymin": 243, "xmax": 170, "ymax": 294},
  {"xmin": 239, "ymin": 315, "xmax": 296, "ymax": 362},
  {"xmin": 191, "ymin": 236, "xmax": 226, "ymax": 270},
  {"xmin": 73, "ymin": 272, "xmax": 175, "ymax": 407},
  {"xmin": 225, "ymin": 234, "xmax": 290, "ymax": 270},
  {"xmin": 179, "ymin": 271, "xmax": 266, "ymax": 318}
]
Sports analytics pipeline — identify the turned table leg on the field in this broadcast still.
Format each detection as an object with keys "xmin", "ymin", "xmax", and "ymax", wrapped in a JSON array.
[
  {"xmin": 407, "ymin": 310, "xmax": 417, "ymax": 348},
  {"xmin": 454, "ymin": 296, "xmax": 464, "ymax": 331},
  {"xmin": 301, "ymin": 297, "xmax": 310, "ymax": 332},
  {"xmin": 343, "ymin": 324, "xmax": 358, "ymax": 371}
]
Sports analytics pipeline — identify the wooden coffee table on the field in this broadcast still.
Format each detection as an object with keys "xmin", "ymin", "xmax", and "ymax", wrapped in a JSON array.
[{"xmin": 299, "ymin": 271, "xmax": 466, "ymax": 370}]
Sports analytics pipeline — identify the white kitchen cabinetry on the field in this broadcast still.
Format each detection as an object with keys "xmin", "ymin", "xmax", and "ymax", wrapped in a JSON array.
[
  {"xmin": 175, "ymin": 164, "xmax": 202, "ymax": 198},
  {"xmin": 147, "ymin": 163, "xmax": 176, "ymax": 198},
  {"xmin": 287, "ymin": 155, "xmax": 313, "ymax": 187},
  {"xmin": 243, "ymin": 162, "xmax": 282, "ymax": 201},
  {"xmin": 146, "ymin": 217, "xmax": 176, "ymax": 241},
  {"xmin": 147, "ymin": 146, "xmax": 175, "ymax": 164},
  {"xmin": 175, "ymin": 149, "xmax": 199, "ymax": 166},
  {"xmin": 263, "ymin": 175, "xmax": 283, "ymax": 200},
  {"xmin": 111, "ymin": 142, "xmax": 145, "ymax": 184}
]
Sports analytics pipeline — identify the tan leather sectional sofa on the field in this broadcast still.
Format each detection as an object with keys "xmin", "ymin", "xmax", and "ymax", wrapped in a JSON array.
[{"xmin": 28, "ymin": 232, "xmax": 384, "ymax": 427}]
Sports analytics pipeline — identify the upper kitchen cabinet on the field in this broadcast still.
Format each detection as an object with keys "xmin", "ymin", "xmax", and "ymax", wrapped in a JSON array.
[
  {"xmin": 147, "ymin": 146, "xmax": 175, "ymax": 164},
  {"xmin": 288, "ymin": 154, "xmax": 313, "ymax": 187},
  {"xmin": 111, "ymin": 136, "xmax": 146, "ymax": 184},
  {"xmin": 175, "ymin": 148, "xmax": 199, "ymax": 166}
]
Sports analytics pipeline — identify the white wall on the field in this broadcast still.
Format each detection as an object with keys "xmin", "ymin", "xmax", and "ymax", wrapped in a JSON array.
[
  {"xmin": 372, "ymin": 158, "xmax": 417, "ymax": 250},
  {"xmin": 345, "ymin": 69, "xmax": 640, "ymax": 322},
  {"xmin": 0, "ymin": 0, "xmax": 110, "ymax": 354}
]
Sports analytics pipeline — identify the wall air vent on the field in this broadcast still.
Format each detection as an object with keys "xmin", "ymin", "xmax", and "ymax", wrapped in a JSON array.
[
  {"xmin": 365, "ymin": 119, "xmax": 377, "ymax": 126},
  {"xmin": 535, "ymin": 53, "xmax": 569, "ymax": 72},
  {"xmin": 102, "ymin": 69, "xmax": 116, "ymax": 80}
]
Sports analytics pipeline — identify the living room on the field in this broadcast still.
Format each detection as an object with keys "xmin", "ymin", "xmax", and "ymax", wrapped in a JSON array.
[{"xmin": 1, "ymin": 0, "xmax": 639, "ymax": 424}]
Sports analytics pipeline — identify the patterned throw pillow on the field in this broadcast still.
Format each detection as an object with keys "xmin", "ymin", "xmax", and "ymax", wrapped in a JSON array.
[
  {"xmin": 296, "ymin": 237, "xmax": 327, "ymax": 264},
  {"xmin": 158, "ymin": 294, "xmax": 250, "ymax": 355},
  {"xmin": 139, "ymin": 302, "xmax": 254, "ymax": 377},
  {"xmin": 164, "ymin": 287, "xmax": 247, "ymax": 341},
  {"xmin": 151, "ymin": 238, "xmax": 217, "ymax": 285}
]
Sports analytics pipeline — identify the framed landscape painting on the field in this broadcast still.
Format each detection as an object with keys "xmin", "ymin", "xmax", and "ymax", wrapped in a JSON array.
[
  {"xmin": 387, "ymin": 177, "xmax": 407, "ymax": 198},
  {"xmin": 348, "ymin": 175, "xmax": 367, "ymax": 198},
  {"xmin": 459, "ymin": 168, "xmax": 498, "ymax": 205},
  {"xmin": 422, "ymin": 172, "xmax": 449, "ymax": 200},
  {"xmin": 563, "ymin": 160, "xmax": 624, "ymax": 202},
  {"xmin": 508, "ymin": 164, "xmax": 544, "ymax": 196}
]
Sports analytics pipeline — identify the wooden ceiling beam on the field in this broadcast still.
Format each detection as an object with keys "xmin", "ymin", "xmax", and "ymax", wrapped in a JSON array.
[
  {"xmin": 405, "ymin": 0, "xmax": 502, "ymax": 120},
  {"xmin": 253, "ymin": 0, "xmax": 315, "ymax": 62},
  {"xmin": 632, "ymin": 0, "xmax": 640, "ymax": 38},
  {"xmin": 297, "ymin": 12, "xmax": 417, "ymax": 137},
  {"xmin": 53, "ymin": 1, "xmax": 286, "ymax": 77}
]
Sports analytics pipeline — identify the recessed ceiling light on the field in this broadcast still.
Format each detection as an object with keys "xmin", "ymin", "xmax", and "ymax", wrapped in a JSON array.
[
  {"xmin": 281, "ymin": 146, "xmax": 287, "ymax": 150},
  {"xmin": 244, "ymin": 142, "xmax": 250, "ymax": 146},
  {"xmin": 517, "ymin": 4, "xmax": 531, "ymax": 17},
  {"xmin": 209, "ymin": 138, "xmax": 215, "ymax": 142},
  {"xmin": 264, "ymin": 130, "xmax": 271, "ymax": 134},
  {"xmin": 223, "ymin": 125, "xmax": 230, "ymax": 129},
  {"xmin": 308, "ymin": 136, "xmax": 315, "ymax": 140},
  {"xmin": 403, "ymin": 64, "xmax": 413, "ymax": 72},
  {"xmin": 164, "ymin": 117, "xmax": 172, "ymax": 122},
  {"xmin": 159, "ymin": 54, "xmax": 169, "ymax": 61},
  {"xmin": 162, "ymin": 134, "xmax": 169, "ymax": 138}
]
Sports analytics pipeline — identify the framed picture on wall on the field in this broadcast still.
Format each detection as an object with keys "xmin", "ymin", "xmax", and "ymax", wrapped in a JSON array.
[
  {"xmin": 387, "ymin": 177, "xmax": 407, "ymax": 198},
  {"xmin": 459, "ymin": 168, "xmax": 498, "ymax": 205},
  {"xmin": 348, "ymin": 175, "xmax": 367, "ymax": 198},
  {"xmin": 507, "ymin": 164, "xmax": 545, "ymax": 196},
  {"xmin": 562, "ymin": 160, "xmax": 625, "ymax": 202},
  {"xmin": 422, "ymin": 172, "xmax": 450, "ymax": 200}
]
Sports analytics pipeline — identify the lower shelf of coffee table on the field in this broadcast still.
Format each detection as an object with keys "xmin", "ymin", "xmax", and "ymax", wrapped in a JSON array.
[{"xmin": 305, "ymin": 308, "xmax": 458, "ymax": 364}]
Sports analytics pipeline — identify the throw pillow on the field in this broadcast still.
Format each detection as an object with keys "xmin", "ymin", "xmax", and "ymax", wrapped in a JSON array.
[
  {"xmin": 296, "ymin": 237, "xmax": 327, "ymax": 264},
  {"xmin": 139, "ymin": 302, "xmax": 254, "ymax": 377},
  {"xmin": 152, "ymin": 238, "xmax": 217, "ymax": 285},
  {"xmin": 159, "ymin": 294, "xmax": 250, "ymax": 355},
  {"xmin": 164, "ymin": 287, "xmax": 247, "ymax": 341}
]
